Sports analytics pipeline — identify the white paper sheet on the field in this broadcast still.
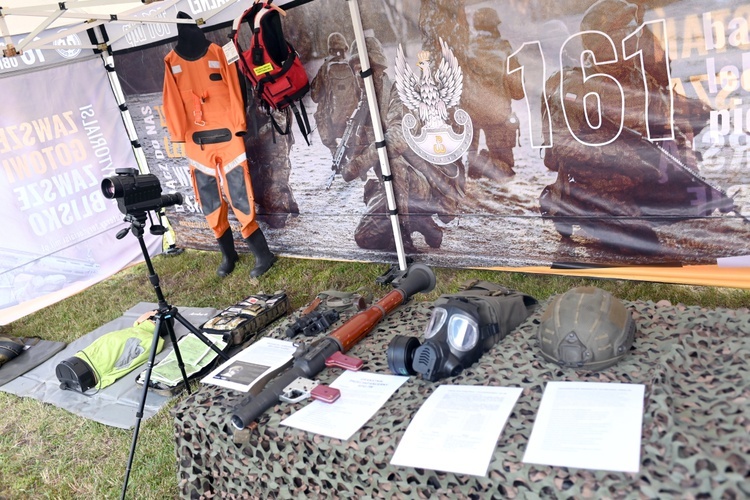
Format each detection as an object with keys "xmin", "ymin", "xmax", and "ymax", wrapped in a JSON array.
[
  {"xmin": 717, "ymin": 254, "xmax": 750, "ymax": 267},
  {"xmin": 390, "ymin": 385, "xmax": 523, "ymax": 476},
  {"xmin": 280, "ymin": 370, "xmax": 408, "ymax": 440},
  {"xmin": 200, "ymin": 337, "xmax": 297, "ymax": 392},
  {"xmin": 522, "ymin": 381, "xmax": 645, "ymax": 472}
]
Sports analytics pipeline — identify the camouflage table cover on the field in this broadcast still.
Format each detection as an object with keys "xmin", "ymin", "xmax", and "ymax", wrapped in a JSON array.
[{"xmin": 173, "ymin": 299, "xmax": 749, "ymax": 499}]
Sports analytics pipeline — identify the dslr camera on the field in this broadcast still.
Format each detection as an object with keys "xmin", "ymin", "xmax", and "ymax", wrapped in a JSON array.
[{"xmin": 101, "ymin": 168, "xmax": 183, "ymax": 216}]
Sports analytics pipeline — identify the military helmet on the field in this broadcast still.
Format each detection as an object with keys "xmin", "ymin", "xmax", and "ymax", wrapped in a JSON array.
[
  {"xmin": 473, "ymin": 7, "xmax": 501, "ymax": 34},
  {"xmin": 327, "ymin": 32, "xmax": 348, "ymax": 53},
  {"xmin": 349, "ymin": 36, "xmax": 388, "ymax": 70},
  {"xmin": 537, "ymin": 287, "xmax": 636, "ymax": 371}
]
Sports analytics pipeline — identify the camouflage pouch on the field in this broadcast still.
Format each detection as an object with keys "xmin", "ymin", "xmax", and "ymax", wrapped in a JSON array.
[
  {"xmin": 0, "ymin": 335, "xmax": 25, "ymax": 367},
  {"xmin": 441, "ymin": 279, "xmax": 539, "ymax": 350},
  {"xmin": 201, "ymin": 291, "xmax": 291, "ymax": 346},
  {"xmin": 138, "ymin": 292, "xmax": 292, "ymax": 396}
]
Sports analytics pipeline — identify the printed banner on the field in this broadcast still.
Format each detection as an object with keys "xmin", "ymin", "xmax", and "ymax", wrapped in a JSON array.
[
  {"xmin": 0, "ymin": 57, "xmax": 160, "ymax": 325},
  {"xmin": 114, "ymin": 0, "xmax": 750, "ymax": 268}
]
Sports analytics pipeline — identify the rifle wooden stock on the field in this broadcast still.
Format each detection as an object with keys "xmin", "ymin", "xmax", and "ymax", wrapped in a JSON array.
[{"xmin": 230, "ymin": 264, "xmax": 435, "ymax": 430}]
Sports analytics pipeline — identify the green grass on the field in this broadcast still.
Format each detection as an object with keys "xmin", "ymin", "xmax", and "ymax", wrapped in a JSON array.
[{"xmin": 1, "ymin": 250, "xmax": 748, "ymax": 498}]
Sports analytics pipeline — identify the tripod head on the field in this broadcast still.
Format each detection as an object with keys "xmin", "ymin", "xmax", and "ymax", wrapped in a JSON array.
[{"xmin": 116, "ymin": 210, "xmax": 170, "ymax": 240}]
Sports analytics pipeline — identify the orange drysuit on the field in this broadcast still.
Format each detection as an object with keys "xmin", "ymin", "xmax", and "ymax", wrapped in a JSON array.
[{"xmin": 163, "ymin": 43, "xmax": 259, "ymax": 239}]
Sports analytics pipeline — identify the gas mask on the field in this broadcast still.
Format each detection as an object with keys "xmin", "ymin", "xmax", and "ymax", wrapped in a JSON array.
[{"xmin": 387, "ymin": 281, "xmax": 538, "ymax": 382}]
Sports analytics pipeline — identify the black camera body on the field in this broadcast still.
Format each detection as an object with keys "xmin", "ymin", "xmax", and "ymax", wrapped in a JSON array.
[{"xmin": 101, "ymin": 168, "xmax": 183, "ymax": 216}]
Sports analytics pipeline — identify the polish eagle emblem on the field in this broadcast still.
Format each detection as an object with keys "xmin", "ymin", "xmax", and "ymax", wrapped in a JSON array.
[{"xmin": 394, "ymin": 37, "xmax": 472, "ymax": 165}]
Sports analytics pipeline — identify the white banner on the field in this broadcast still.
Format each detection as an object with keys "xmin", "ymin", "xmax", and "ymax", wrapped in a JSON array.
[{"xmin": 0, "ymin": 57, "xmax": 160, "ymax": 325}]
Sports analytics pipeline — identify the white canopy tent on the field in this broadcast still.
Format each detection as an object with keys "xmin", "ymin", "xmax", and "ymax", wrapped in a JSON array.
[{"xmin": 0, "ymin": 0, "xmax": 233, "ymax": 54}]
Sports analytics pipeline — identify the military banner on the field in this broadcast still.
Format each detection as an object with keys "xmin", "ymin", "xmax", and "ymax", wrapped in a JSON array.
[
  {"xmin": 114, "ymin": 0, "xmax": 750, "ymax": 269},
  {"xmin": 0, "ymin": 57, "xmax": 161, "ymax": 325}
]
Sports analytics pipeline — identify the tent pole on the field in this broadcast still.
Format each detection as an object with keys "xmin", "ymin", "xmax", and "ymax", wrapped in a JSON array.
[
  {"xmin": 13, "ymin": 21, "xmax": 106, "ymax": 52},
  {"xmin": 11, "ymin": 9, "xmax": 65, "ymax": 52},
  {"xmin": 0, "ymin": 11, "xmax": 15, "ymax": 48},
  {"xmin": 92, "ymin": 25, "xmax": 176, "ymax": 251},
  {"xmin": 83, "ymin": 0, "xmax": 183, "ymax": 51},
  {"xmin": 100, "ymin": 59, "xmax": 150, "ymax": 173},
  {"xmin": 346, "ymin": 0, "xmax": 408, "ymax": 272},
  {"xmin": 3, "ymin": 0, "xmax": 183, "ymax": 53}
]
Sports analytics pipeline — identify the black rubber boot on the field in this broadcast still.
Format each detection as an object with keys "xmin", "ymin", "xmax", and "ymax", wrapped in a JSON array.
[
  {"xmin": 216, "ymin": 229, "xmax": 239, "ymax": 277},
  {"xmin": 244, "ymin": 229, "xmax": 276, "ymax": 278}
]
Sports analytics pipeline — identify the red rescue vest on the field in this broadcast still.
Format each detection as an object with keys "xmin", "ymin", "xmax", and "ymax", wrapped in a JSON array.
[{"xmin": 232, "ymin": 1, "xmax": 311, "ymax": 144}]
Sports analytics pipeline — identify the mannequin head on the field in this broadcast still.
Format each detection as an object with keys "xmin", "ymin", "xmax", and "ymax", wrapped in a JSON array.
[{"xmin": 175, "ymin": 11, "xmax": 210, "ymax": 60}]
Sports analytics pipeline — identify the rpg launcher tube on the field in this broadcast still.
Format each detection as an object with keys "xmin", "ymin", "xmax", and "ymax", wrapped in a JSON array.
[{"xmin": 230, "ymin": 263, "xmax": 436, "ymax": 430}]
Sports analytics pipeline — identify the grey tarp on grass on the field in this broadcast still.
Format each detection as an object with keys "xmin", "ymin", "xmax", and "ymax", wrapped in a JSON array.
[{"xmin": 0, "ymin": 302, "xmax": 217, "ymax": 429}]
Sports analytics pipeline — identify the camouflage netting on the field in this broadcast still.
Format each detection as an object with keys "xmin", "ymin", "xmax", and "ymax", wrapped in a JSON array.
[{"xmin": 173, "ymin": 298, "xmax": 749, "ymax": 499}]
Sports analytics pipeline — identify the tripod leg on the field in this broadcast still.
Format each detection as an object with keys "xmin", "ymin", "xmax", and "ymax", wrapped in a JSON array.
[
  {"xmin": 173, "ymin": 311, "xmax": 229, "ymax": 361},
  {"xmin": 121, "ymin": 315, "xmax": 164, "ymax": 500},
  {"xmin": 162, "ymin": 314, "xmax": 192, "ymax": 394}
]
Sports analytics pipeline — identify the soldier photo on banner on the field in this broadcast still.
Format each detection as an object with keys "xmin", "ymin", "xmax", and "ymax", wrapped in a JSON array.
[
  {"xmin": 463, "ymin": 7, "xmax": 524, "ymax": 181},
  {"xmin": 310, "ymin": 32, "xmax": 362, "ymax": 158},
  {"xmin": 539, "ymin": 0, "xmax": 737, "ymax": 255},
  {"xmin": 337, "ymin": 32, "xmax": 464, "ymax": 253},
  {"xmin": 111, "ymin": 0, "xmax": 750, "ymax": 269},
  {"xmin": 244, "ymin": 90, "xmax": 300, "ymax": 230}
]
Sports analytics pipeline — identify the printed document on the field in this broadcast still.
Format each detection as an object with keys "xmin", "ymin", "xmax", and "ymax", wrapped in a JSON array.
[
  {"xmin": 201, "ymin": 337, "xmax": 297, "ymax": 392},
  {"xmin": 390, "ymin": 385, "xmax": 523, "ymax": 476},
  {"xmin": 280, "ymin": 370, "xmax": 408, "ymax": 440},
  {"xmin": 150, "ymin": 333, "xmax": 227, "ymax": 386},
  {"xmin": 522, "ymin": 381, "xmax": 645, "ymax": 472}
]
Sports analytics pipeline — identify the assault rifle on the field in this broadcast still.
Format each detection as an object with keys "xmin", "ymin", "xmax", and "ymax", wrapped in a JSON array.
[
  {"xmin": 326, "ymin": 97, "xmax": 369, "ymax": 189},
  {"xmin": 230, "ymin": 263, "xmax": 435, "ymax": 430}
]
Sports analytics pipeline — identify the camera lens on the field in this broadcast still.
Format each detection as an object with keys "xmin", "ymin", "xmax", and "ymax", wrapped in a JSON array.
[
  {"xmin": 101, "ymin": 177, "xmax": 122, "ymax": 199},
  {"xmin": 386, "ymin": 335, "xmax": 421, "ymax": 376},
  {"xmin": 160, "ymin": 193, "xmax": 184, "ymax": 208}
]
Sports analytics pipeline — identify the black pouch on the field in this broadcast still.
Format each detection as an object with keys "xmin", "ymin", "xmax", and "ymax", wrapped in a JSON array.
[
  {"xmin": 0, "ymin": 335, "xmax": 25, "ymax": 367},
  {"xmin": 192, "ymin": 128, "xmax": 233, "ymax": 146}
]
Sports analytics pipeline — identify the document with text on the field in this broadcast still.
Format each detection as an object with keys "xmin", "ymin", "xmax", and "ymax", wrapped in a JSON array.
[
  {"xmin": 201, "ymin": 337, "xmax": 297, "ymax": 393},
  {"xmin": 522, "ymin": 381, "xmax": 645, "ymax": 472},
  {"xmin": 280, "ymin": 370, "xmax": 408, "ymax": 440},
  {"xmin": 390, "ymin": 385, "xmax": 523, "ymax": 476}
]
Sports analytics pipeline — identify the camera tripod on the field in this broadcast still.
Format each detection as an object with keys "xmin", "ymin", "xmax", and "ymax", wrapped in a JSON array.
[{"xmin": 119, "ymin": 212, "xmax": 228, "ymax": 499}]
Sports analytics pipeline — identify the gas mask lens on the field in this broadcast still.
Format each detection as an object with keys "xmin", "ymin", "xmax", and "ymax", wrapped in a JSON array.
[
  {"xmin": 424, "ymin": 305, "xmax": 479, "ymax": 351},
  {"xmin": 424, "ymin": 307, "xmax": 447, "ymax": 339},
  {"xmin": 447, "ymin": 313, "xmax": 479, "ymax": 352}
]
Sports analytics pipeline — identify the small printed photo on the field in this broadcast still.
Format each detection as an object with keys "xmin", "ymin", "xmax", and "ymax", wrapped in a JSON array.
[{"xmin": 214, "ymin": 361, "xmax": 268, "ymax": 385}]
